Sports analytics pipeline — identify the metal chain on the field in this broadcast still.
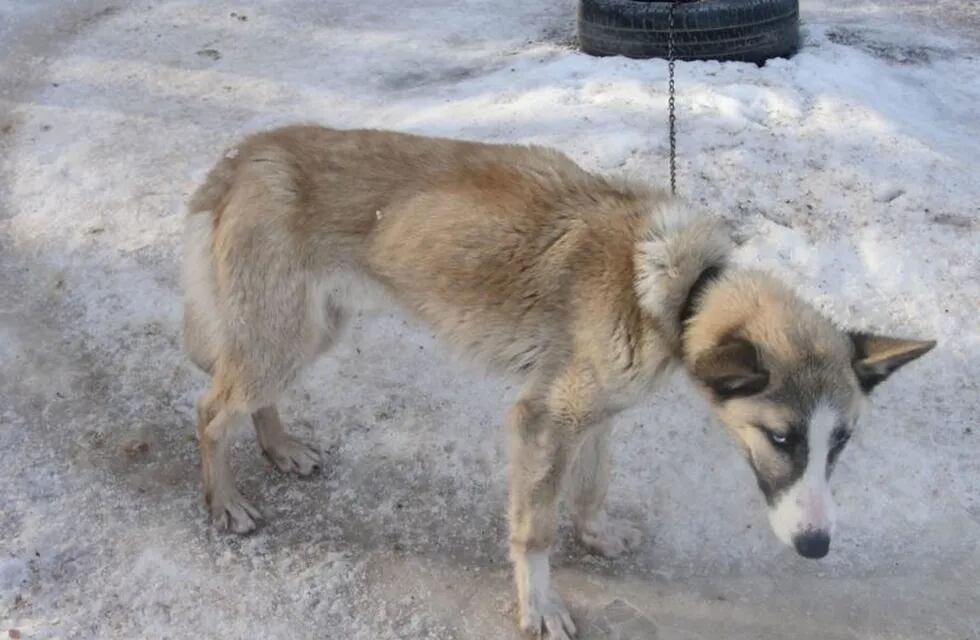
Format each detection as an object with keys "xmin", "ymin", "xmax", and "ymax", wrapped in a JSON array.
[{"xmin": 667, "ymin": 1, "xmax": 677, "ymax": 195}]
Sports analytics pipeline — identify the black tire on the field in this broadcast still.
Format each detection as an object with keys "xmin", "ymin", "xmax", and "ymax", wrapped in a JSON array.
[{"xmin": 578, "ymin": 0, "xmax": 799, "ymax": 63}]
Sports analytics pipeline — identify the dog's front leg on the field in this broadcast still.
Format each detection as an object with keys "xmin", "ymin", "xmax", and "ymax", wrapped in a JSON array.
[
  {"xmin": 566, "ymin": 424, "xmax": 642, "ymax": 558},
  {"xmin": 507, "ymin": 397, "xmax": 580, "ymax": 640}
]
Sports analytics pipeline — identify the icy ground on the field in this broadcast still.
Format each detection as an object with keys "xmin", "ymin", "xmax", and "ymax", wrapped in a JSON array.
[{"xmin": 1, "ymin": 1, "xmax": 977, "ymax": 638}]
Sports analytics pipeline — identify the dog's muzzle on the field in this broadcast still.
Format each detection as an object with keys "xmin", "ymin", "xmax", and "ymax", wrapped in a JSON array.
[{"xmin": 768, "ymin": 476, "xmax": 837, "ymax": 557}]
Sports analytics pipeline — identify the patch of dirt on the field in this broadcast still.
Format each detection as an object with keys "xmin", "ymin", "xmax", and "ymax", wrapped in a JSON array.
[{"xmin": 826, "ymin": 27, "xmax": 954, "ymax": 64}]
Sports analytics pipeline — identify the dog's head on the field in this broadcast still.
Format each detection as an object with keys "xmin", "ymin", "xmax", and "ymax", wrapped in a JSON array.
[{"xmin": 685, "ymin": 272, "xmax": 934, "ymax": 559}]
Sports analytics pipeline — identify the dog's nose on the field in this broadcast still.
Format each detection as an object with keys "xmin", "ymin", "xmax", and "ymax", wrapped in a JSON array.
[{"xmin": 793, "ymin": 531, "xmax": 830, "ymax": 559}]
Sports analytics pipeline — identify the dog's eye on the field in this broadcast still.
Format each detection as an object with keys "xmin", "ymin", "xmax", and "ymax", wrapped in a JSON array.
[
  {"xmin": 752, "ymin": 424, "xmax": 793, "ymax": 449},
  {"xmin": 768, "ymin": 431, "xmax": 789, "ymax": 447},
  {"xmin": 752, "ymin": 424, "xmax": 791, "ymax": 448},
  {"xmin": 828, "ymin": 428, "xmax": 852, "ymax": 469}
]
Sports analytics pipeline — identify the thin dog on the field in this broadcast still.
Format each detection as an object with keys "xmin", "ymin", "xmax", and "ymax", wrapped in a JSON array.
[{"xmin": 183, "ymin": 125, "xmax": 934, "ymax": 639}]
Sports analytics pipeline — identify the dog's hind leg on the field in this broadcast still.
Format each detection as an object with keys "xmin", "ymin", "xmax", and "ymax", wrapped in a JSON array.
[
  {"xmin": 197, "ymin": 377, "xmax": 262, "ymax": 534},
  {"xmin": 191, "ymin": 270, "xmax": 337, "ymax": 533},
  {"xmin": 251, "ymin": 300, "xmax": 344, "ymax": 476},
  {"xmin": 566, "ymin": 424, "xmax": 642, "ymax": 558},
  {"xmin": 253, "ymin": 405, "xmax": 320, "ymax": 476}
]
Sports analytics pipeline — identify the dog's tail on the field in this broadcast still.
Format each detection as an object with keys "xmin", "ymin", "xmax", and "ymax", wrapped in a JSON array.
[
  {"xmin": 633, "ymin": 197, "xmax": 731, "ymax": 342},
  {"xmin": 188, "ymin": 152, "xmax": 239, "ymax": 214},
  {"xmin": 182, "ymin": 189, "xmax": 223, "ymax": 372},
  {"xmin": 183, "ymin": 152, "xmax": 239, "ymax": 371}
]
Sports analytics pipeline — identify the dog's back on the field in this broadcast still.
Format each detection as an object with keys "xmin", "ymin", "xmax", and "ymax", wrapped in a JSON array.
[
  {"xmin": 185, "ymin": 125, "xmax": 663, "ymax": 375},
  {"xmin": 190, "ymin": 125, "xmax": 592, "ymax": 255}
]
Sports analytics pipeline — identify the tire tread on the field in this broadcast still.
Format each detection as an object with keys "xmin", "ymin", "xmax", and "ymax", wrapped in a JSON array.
[{"xmin": 578, "ymin": 0, "xmax": 800, "ymax": 62}]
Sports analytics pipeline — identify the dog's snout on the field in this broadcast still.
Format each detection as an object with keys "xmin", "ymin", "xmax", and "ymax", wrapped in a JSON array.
[{"xmin": 793, "ymin": 531, "xmax": 831, "ymax": 559}]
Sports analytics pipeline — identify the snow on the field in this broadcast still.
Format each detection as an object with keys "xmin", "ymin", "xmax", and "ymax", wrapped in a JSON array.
[{"xmin": 1, "ymin": 1, "xmax": 977, "ymax": 639}]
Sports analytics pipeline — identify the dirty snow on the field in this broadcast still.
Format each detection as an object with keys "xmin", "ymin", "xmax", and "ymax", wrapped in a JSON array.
[{"xmin": 0, "ymin": 1, "xmax": 977, "ymax": 639}]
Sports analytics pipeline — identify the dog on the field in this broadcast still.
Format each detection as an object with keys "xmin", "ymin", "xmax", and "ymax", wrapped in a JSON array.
[{"xmin": 182, "ymin": 125, "xmax": 934, "ymax": 639}]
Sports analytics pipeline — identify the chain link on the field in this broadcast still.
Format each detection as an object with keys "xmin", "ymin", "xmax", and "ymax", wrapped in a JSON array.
[{"xmin": 667, "ymin": 1, "xmax": 677, "ymax": 195}]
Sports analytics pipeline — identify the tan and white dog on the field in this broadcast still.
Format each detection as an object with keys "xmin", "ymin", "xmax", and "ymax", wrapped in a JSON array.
[{"xmin": 182, "ymin": 125, "xmax": 934, "ymax": 639}]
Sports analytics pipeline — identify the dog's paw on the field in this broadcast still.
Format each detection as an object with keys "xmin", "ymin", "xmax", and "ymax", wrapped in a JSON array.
[
  {"xmin": 520, "ymin": 587, "xmax": 576, "ymax": 640},
  {"xmin": 210, "ymin": 490, "xmax": 262, "ymax": 534},
  {"xmin": 576, "ymin": 517, "xmax": 643, "ymax": 558},
  {"xmin": 263, "ymin": 435, "xmax": 321, "ymax": 476}
]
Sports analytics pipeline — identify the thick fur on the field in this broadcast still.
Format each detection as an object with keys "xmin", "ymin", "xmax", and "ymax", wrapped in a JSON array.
[
  {"xmin": 183, "ymin": 125, "xmax": 934, "ymax": 638},
  {"xmin": 634, "ymin": 200, "xmax": 729, "ymax": 347}
]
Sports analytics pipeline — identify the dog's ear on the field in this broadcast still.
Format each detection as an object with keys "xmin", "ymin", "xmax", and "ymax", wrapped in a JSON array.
[
  {"xmin": 848, "ymin": 332, "xmax": 936, "ymax": 393},
  {"xmin": 693, "ymin": 337, "xmax": 769, "ymax": 399}
]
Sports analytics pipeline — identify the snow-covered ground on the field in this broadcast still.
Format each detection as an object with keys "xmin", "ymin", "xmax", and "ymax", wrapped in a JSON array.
[{"xmin": 1, "ymin": 1, "xmax": 977, "ymax": 638}]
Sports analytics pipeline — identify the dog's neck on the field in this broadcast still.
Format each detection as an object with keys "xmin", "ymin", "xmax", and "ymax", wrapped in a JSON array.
[
  {"xmin": 631, "ymin": 199, "xmax": 731, "ymax": 355},
  {"xmin": 678, "ymin": 265, "xmax": 724, "ymax": 356}
]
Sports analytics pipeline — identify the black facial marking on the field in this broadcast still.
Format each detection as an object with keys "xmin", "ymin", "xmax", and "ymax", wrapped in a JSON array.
[
  {"xmin": 826, "ymin": 426, "xmax": 851, "ymax": 477},
  {"xmin": 749, "ymin": 422, "xmax": 808, "ymax": 505}
]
